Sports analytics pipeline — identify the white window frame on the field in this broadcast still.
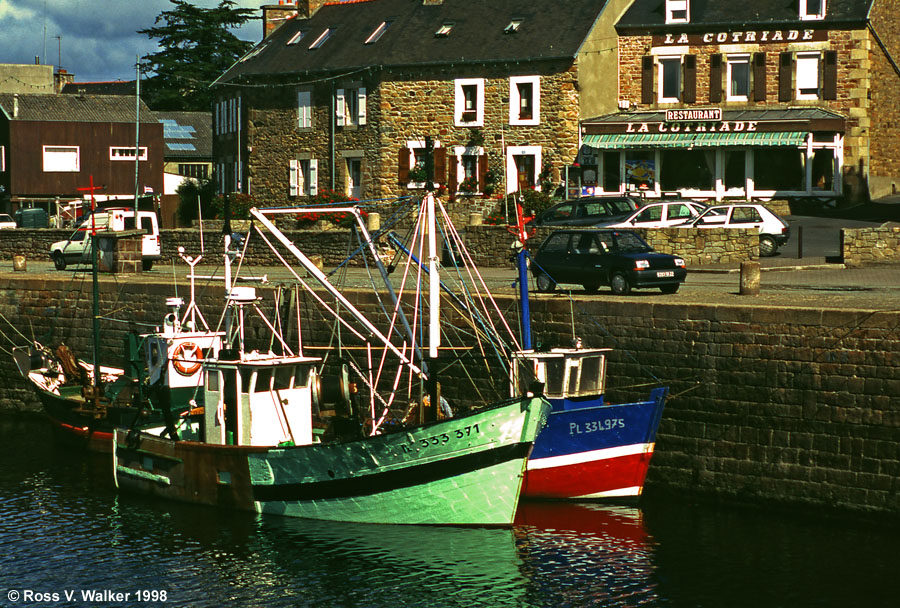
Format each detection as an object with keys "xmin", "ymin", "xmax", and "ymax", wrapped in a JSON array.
[
  {"xmin": 336, "ymin": 87, "xmax": 367, "ymax": 127},
  {"xmin": 505, "ymin": 145, "xmax": 541, "ymax": 194},
  {"xmin": 796, "ymin": 52, "xmax": 821, "ymax": 100},
  {"xmin": 297, "ymin": 90, "xmax": 312, "ymax": 129},
  {"xmin": 509, "ymin": 75, "xmax": 540, "ymax": 126},
  {"xmin": 109, "ymin": 147, "xmax": 148, "ymax": 161},
  {"xmin": 287, "ymin": 30, "xmax": 304, "ymax": 45},
  {"xmin": 726, "ymin": 54, "xmax": 751, "ymax": 102},
  {"xmin": 289, "ymin": 158, "xmax": 318, "ymax": 197},
  {"xmin": 42, "ymin": 146, "xmax": 80, "ymax": 173},
  {"xmin": 365, "ymin": 21, "xmax": 391, "ymax": 44},
  {"xmin": 346, "ymin": 157, "xmax": 362, "ymax": 199},
  {"xmin": 309, "ymin": 28, "xmax": 332, "ymax": 50},
  {"xmin": 454, "ymin": 78, "xmax": 484, "ymax": 127},
  {"xmin": 800, "ymin": 0, "xmax": 825, "ymax": 21},
  {"xmin": 435, "ymin": 23, "xmax": 453, "ymax": 37},
  {"xmin": 658, "ymin": 56, "xmax": 682, "ymax": 103},
  {"xmin": 0, "ymin": 145, "xmax": 5, "ymax": 172},
  {"xmin": 504, "ymin": 20, "xmax": 522, "ymax": 34},
  {"xmin": 665, "ymin": 0, "xmax": 690, "ymax": 24},
  {"xmin": 452, "ymin": 146, "xmax": 485, "ymax": 193},
  {"xmin": 406, "ymin": 140, "xmax": 442, "ymax": 189}
]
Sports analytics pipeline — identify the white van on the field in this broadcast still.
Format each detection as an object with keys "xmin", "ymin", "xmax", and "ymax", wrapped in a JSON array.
[{"xmin": 50, "ymin": 209, "xmax": 161, "ymax": 271}]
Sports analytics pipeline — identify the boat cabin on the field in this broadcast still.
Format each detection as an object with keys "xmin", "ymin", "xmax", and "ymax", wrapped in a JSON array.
[{"xmin": 511, "ymin": 348, "xmax": 610, "ymax": 403}]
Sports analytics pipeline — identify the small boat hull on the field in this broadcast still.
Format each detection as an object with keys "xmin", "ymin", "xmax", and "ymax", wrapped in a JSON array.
[
  {"xmin": 523, "ymin": 387, "xmax": 667, "ymax": 499},
  {"xmin": 115, "ymin": 396, "xmax": 549, "ymax": 526}
]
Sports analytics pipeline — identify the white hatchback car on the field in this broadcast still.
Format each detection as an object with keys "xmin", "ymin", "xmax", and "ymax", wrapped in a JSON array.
[
  {"xmin": 680, "ymin": 203, "xmax": 790, "ymax": 257},
  {"xmin": 601, "ymin": 200, "xmax": 708, "ymax": 229},
  {"xmin": 0, "ymin": 213, "xmax": 16, "ymax": 229},
  {"xmin": 50, "ymin": 209, "xmax": 161, "ymax": 270}
]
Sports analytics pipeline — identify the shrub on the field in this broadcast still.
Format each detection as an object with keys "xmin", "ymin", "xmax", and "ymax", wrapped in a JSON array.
[{"xmin": 176, "ymin": 178, "xmax": 215, "ymax": 225}]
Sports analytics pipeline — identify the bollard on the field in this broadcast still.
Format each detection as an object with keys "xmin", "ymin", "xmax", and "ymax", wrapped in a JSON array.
[
  {"xmin": 367, "ymin": 212, "xmax": 381, "ymax": 232},
  {"xmin": 13, "ymin": 255, "xmax": 26, "ymax": 272},
  {"xmin": 739, "ymin": 260, "xmax": 760, "ymax": 296},
  {"xmin": 468, "ymin": 213, "xmax": 483, "ymax": 227}
]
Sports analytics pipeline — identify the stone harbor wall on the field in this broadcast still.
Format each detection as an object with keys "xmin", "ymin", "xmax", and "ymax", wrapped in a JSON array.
[
  {"xmin": 842, "ymin": 224, "xmax": 900, "ymax": 267},
  {"xmin": 0, "ymin": 276, "xmax": 898, "ymax": 518}
]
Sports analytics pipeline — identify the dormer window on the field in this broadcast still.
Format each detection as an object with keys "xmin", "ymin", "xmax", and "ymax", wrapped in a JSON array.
[
  {"xmin": 365, "ymin": 21, "xmax": 392, "ymax": 44},
  {"xmin": 435, "ymin": 23, "xmax": 453, "ymax": 38},
  {"xmin": 309, "ymin": 28, "xmax": 332, "ymax": 50},
  {"xmin": 504, "ymin": 19, "xmax": 522, "ymax": 34},
  {"xmin": 800, "ymin": 0, "xmax": 825, "ymax": 20},
  {"xmin": 287, "ymin": 30, "xmax": 304, "ymax": 45},
  {"xmin": 665, "ymin": 0, "xmax": 689, "ymax": 24}
]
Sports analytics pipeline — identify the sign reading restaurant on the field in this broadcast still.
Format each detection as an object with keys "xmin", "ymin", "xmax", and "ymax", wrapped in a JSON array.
[
  {"xmin": 666, "ymin": 108, "xmax": 722, "ymax": 122},
  {"xmin": 653, "ymin": 29, "xmax": 828, "ymax": 47}
]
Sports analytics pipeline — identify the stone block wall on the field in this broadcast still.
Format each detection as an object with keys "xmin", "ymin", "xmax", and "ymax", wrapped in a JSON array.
[
  {"xmin": 867, "ymin": 0, "xmax": 900, "ymax": 197},
  {"xmin": 1, "ymin": 277, "xmax": 898, "ymax": 517},
  {"xmin": 842, "ymin": 224, "xmax": 900, "ymax": 267}
]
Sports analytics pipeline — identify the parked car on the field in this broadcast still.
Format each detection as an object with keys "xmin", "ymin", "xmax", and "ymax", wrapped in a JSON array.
[
  {"xmin": 528, "ymin": 196, "xmax": 640, "ymax": 227},
  {"xmin": 600, "ymin": 200, "xmax": 707, "ymax": 229},
  {"xmin": 679, "ymin": 203, "xmax": 790, "ymax": 257},
  {"xmin": 50, "ymin": 209, "xmax": 161, "ymax": 271},
  {"xmin": 531, "ymin": 229, "xmax": 687, "ymax": 295},
  {"xmin": 0, "ymin": 214, "xmax": 16, "ymax": 229}
]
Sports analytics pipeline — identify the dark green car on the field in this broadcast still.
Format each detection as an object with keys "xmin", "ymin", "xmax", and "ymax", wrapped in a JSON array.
[{"xmin": 531, "ymin": 229, "xmax": 687, "ymax": 295}]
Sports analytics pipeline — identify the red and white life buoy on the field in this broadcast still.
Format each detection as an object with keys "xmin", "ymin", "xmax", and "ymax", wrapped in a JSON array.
[{"xmin": 171, "ymin": 342, "xmax": 203, "ymax": 376}]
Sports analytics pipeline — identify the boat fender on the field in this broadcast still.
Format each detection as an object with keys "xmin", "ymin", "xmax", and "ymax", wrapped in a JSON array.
[{"xmin": 172, "ymin": 342, "xmax": 203, "ymax": 376}]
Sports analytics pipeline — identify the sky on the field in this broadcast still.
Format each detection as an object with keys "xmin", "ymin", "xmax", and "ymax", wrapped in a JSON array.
[{"xmin": 0, "ymin": 0, "xmax": 264, "ymax": 83}]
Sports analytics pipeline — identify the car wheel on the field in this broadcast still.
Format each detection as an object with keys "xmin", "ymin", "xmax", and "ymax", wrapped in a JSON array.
[
  {"xmin": 610, "ymin": 272, "xmax": 631, "ymax": 295},
  {"xmin": 759, "ymin": 235, "xmax": 778, "ymax": 257},
  {"xmin": 583, "ymin": 282, "xmax": 600, "ymax": 293},
  {"xmin": 660, "ymin": 284, "xmax": 680, "ymax": 294},
  {"xmin": 52, "ymin": 252, "xmax": 66, "ymax": 271},
  {"xmin": 142, "ymin": 259, "xmax": 153, "ymax": 271},
  {"xmin": 536, "ymin": 272, "xmax": 556, "ymax": 293}
]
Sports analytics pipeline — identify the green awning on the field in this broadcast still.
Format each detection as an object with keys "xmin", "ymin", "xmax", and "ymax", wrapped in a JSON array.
[{"xmin": 583, "ymin": 131, "xmax": 808, "ymax": 149}]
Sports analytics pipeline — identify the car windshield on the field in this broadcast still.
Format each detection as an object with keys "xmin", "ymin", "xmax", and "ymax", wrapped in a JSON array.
[
  {"xmin": 603, "ymin": 199, "xmax": 636, "ymax": 215},
  {"xmin": 613, "ymin": 231, "xmax": 653, "ymax": 253}
]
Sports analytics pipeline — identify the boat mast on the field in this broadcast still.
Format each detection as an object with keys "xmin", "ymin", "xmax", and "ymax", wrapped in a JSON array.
[
  {"xmin": 512, "ymin": 198, "xmax": 533, "ymax": 350},
  {"xmin": 423, "ymin": 136, "xmax": 440, "ymax": 422}
]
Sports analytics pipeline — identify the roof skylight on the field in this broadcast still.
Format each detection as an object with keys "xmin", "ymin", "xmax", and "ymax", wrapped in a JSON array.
[
  {"xmin": 287, "ymin": 30, "xmax": 305, "ymax": 45},
  {"xmin": 435, "ymin": 23, "xmax": 453, "ymax": 38},
  {"xmin": 504, "ymin": 19, "xmax": 522, "ymax": 34},
  {"xmin": 309, "ymin": 28, "xmax": 333, "ymax": 50},
  {"xmin": 365, "ymin": 21, "xmax": 392, "ymax": 44}
]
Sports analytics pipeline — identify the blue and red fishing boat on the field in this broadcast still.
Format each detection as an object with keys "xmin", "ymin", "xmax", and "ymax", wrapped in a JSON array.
[{"xmin": 508, "ymin": 205, "xmax": 667, "ymax": 500}]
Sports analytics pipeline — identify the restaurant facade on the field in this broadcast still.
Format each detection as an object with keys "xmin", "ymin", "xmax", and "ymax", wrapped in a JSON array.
[{"xmin": 577, "ymin": 0, "xmax": 900, "ymax": 203}]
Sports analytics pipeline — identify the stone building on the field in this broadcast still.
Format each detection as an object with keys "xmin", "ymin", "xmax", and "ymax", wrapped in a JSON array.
[
  {"xmin": 578, "ymin": 0, "xmax": 900, "ymax": 204},
  {"xmin": 211, "ymin": 0, "xmax": 632, "ymax": 205}
]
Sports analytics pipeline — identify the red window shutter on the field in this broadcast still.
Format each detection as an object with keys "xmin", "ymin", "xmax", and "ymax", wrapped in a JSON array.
[
  {"xmin": 779, "ymin": 52, "xmax": 793, "ymax": 102},
  {"xmin": 478, "ymin": 155, "xmax": 489, "ymax": 192},
  {"xmin": 709, "ymin": 54, "xmax": 723, "ymax": 103},
  {"xmin": 641, "ymin": 56, "xmax": 654, "ymax": 105},
  {"xmin": 683, "ymin": 55, "xmax": 697, "ymax": 103},
  {"xmin": 448, "ymin": 155, "xmax": 458, "ymax": 193},
  {"xmin": 753, "ymin": 52, "xmax": 767, "ymax": 101},
  {"xmin": 434, "ymin": 148, "xmax": 447, "ymax": 185},
  {"xmin": 398, "ymin": 147, "xmax": 410, "ymax": 184},
  {"xmin": 823, "ymin": 50, "xmax": 837, "ymax": 100}
]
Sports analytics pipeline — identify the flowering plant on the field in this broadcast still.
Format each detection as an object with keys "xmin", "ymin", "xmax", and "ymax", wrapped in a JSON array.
[
  {"xmin": 295, "ymin": 189, "xmax": 363, "ymax": 228},
  {"xmin": 457, "ymin": 176, "xmax": 479, "ymax": 194}
]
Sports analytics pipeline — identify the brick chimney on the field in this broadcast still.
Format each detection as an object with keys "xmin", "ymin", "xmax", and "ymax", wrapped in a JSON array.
[{"xmin": 262, "ymin": 1, "xmax": 328, "ymax": 38}]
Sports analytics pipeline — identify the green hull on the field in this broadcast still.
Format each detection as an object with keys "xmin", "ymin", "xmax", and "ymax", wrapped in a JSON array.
[{"xmin": 115, "ymin": 396, "xmax": 550, "ymax": 526}]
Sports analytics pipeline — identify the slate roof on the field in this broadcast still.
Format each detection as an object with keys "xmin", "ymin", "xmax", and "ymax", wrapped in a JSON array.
[
  {"xmin": 0, "ymin": 93, "xmax": 157, "ymax": 124},
  {"xmin": 216, "ymin": 0, "xmax": 609, "ymax": 84},
  {"xmin": 61, "ymin": 81, "xmax": 137, "ymax": 96},
  {"xmin": 154, "ymin": 111, "xmax": 213, "ymax": 160},
  {"xmin": 617, "ymin": 0, "xmax": 874, "ymax": 32}
]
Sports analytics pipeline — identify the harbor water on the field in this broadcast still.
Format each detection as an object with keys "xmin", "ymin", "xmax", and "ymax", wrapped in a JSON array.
[{"xmin": 1, "ymin": 416, "xmax": 898, "ymax": 608}]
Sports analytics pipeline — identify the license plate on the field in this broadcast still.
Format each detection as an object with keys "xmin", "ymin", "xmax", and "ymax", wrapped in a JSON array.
[{"xmin": 657, "ymin": 271, "xmax": 675, "ymax": 278}]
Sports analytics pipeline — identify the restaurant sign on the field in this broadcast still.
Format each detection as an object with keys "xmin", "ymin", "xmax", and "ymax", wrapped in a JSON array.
[
  {"xmin": 665, "ymin": 108, "xmax": 721, "ymax": 122},
  {"xmin": 653, "ymin": 29, "xmax": 828, "ymax": 47}
]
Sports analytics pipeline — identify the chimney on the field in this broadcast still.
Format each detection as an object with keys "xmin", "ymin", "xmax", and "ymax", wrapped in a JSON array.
[{"xmin": 262, "ymin": 1, "xmax": 327, "ymax": 39}]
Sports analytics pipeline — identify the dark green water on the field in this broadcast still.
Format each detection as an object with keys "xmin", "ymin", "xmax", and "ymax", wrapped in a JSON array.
[{"xmin": 1, "ymin": 416, "xmax": 898, "ymax": 608}]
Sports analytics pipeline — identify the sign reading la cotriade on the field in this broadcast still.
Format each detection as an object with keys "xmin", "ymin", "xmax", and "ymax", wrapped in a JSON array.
[{"xmin": 653, "ymin": 29, "xmax": 828, "ymax": 46}]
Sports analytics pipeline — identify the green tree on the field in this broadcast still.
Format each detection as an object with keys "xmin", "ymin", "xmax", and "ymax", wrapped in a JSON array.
[
  {"xmin": 176, "ymin": 177, "xmax": 216, "ymax": 226},
  {"xmin": 139, "ymin": 0, "xmax": 254, "ymax": 111}
]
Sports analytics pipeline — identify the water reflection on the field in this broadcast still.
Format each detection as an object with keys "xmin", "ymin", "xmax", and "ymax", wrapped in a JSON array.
[{"xmin": 3, "ymin": 416, "xmax": 900, "ymax": 608}]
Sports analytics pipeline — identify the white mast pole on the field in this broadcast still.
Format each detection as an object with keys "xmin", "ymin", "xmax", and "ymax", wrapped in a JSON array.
[{"xmin": 426, "ymin": 191, "xmax": 440, "ymax": 359}]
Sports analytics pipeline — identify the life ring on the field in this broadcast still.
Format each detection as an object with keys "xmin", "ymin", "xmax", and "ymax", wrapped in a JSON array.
[{"xmin": 172, "ymin": 342, "xmax": 203, "ymax": 376}]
